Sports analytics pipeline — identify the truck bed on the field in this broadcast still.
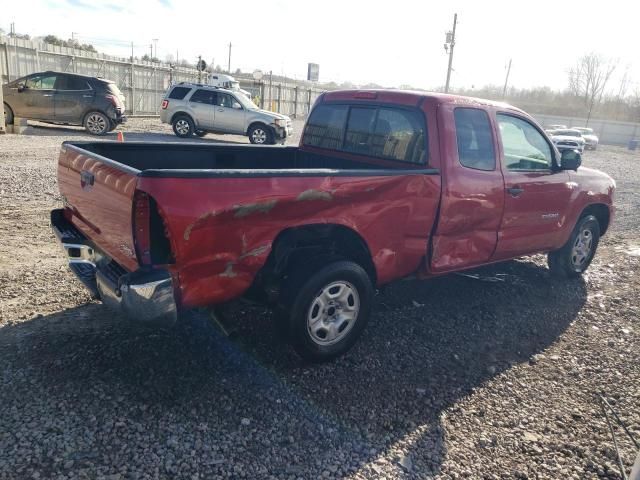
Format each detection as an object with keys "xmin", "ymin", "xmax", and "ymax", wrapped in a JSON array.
[{"xmin": 68, "ymin": 141, "xmax": 420, "ymax": 175}]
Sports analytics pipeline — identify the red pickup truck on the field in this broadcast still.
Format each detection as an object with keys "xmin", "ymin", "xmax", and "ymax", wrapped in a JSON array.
[{"xmin": 52, "ymin": 90, "xmax": 615, "ymax": 361}]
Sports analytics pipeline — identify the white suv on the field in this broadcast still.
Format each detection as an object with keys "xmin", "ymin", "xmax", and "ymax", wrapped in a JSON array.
[{"xmin": 160, "ymin": 82, "xmax": 293, "ymax": 144}]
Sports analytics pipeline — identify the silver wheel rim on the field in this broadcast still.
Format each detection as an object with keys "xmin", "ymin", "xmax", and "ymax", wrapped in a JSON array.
[
  {"xmin": 175, "ymin": 119, "xmax": 190, "ymax": 135},
  {"xmin": 86, "ymin": 113, "xmax": 107, "ymax": 134},
  {"xmin": 571, "ymin": 228, "xmax": 593, "ymax": 268},
  {"xmin": 251, "ymin": 128, "xmax": 267, "ymax": 144},
  {"xmin": 307, "ymin": 281, "xmax": 360, "ymax": 346}
]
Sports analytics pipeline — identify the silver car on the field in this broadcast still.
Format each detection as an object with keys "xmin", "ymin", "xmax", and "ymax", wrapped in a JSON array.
[{"xmin": 160, "ymin": 82, "xmax": 292, "ymax": 144}]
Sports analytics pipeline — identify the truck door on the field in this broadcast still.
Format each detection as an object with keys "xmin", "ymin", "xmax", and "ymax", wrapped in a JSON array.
[
  {"xmin": 491, "ymin": 113, "xmax": 573, "ymax": 260},
  {"xmin": 429, "ymin": 106, "xmax": 504, "ymax": 272}
]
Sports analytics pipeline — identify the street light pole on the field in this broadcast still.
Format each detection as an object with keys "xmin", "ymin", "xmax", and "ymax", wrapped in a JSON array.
[
  {"xmin": 227, "ymin": 42, "xmax": 232, "ymax": 73},
  {"xmin": 444, "ymin": 13, "xmax": 457, "ymax": 94}
]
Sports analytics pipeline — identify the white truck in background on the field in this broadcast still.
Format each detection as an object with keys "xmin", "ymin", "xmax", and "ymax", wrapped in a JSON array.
[{"xmin": 208, "ymin": 74, "xmax": 251, "ymax": 99}]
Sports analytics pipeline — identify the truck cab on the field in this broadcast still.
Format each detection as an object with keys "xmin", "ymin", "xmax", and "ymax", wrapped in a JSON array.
[{"xmin": 52, "ymin": 89, "xmax": 615, "ymax": 362}]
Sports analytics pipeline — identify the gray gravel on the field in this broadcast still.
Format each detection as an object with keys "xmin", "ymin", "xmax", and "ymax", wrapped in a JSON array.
[{"xmin": 0, "ymin": 120, "xmax": 639, "ymax": 479}]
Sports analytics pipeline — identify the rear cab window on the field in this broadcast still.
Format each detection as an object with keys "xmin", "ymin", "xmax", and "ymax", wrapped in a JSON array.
[
  {"xmin": 168, "ymin": 86, "xmax": 192, "ymax": 100},
  {"xmin": 303, "ymin": 103, "xmax": 427, "ymax": 164}
]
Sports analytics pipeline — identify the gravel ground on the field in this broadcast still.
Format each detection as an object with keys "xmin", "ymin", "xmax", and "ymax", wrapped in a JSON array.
[{"xmin": 0, "ymin": 119, "xmax": 639, "ymax": 480}]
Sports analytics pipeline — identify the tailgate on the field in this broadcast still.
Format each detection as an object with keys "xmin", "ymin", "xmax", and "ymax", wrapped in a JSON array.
[{"xmin": 57, "ymin": 143, "xmax": 140, "ymax": 271}]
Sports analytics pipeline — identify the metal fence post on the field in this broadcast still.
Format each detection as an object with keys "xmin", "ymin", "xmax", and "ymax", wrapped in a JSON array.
[
  {"xmin": 277, "ymin": 84, "xmax": 281, "ymax": 113},
  {"xmin": 293, "ymin": 86, "xmax": 298, "ymax": 118},
  {"xmin": 307, "ymin": 89, "xmax": 312, "ymax": 115}
]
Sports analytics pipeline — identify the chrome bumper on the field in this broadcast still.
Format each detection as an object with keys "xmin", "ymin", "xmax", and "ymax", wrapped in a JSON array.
[{"xmin": 51, "ymin": 209, "xmax": 178, "ymax": 326}]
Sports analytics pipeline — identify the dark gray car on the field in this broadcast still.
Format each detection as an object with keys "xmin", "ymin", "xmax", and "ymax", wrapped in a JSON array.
[{"xmin": 2, "ymin": 71, "xmax": 127, "ymax": 135}]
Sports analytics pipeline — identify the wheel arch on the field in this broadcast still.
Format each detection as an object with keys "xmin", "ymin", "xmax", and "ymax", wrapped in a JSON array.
[
  {"xmin": 580, "ymin": 203, "xmax": 610, "ymax": 236},
  {"xmin": 247, "ymin": 120, "xmax": 273, "ymax": 136},
  {"xmin": 250, "ymin": 223, "xmax": 377, "ymax": 303},
  {"xmin": 170, "ymin": 111, "xmax": 195, "ymax": 125}
]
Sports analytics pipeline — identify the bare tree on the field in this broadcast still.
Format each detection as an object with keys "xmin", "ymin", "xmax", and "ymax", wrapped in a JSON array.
[{"xmin": 568, "ymin": 53, "xmax": 617, "ymax": 125}]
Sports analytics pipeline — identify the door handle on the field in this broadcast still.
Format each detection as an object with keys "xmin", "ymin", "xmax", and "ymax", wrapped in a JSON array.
[
  {"xmin": 42, "ymin": 94, "xmax": 53, "ymax": 97},
  {"xmin": 507, "ymin": 186, "xmax": 524, "ymax": 197},
  {"xmin": 217, "ymin": 108, "xmax": 224, "ymax": 112}
]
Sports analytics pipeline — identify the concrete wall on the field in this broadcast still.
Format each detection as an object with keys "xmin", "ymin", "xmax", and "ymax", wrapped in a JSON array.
[
  {"xmin": 0, "ymin": 35, "xmax": 325, "ymax": 117},
  {"xmin": 532, "ymin": 113, "xmax": 640, "ymax": 147}
]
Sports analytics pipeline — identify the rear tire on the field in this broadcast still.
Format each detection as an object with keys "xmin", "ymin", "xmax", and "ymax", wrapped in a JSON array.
[
  {"xmin": 248, "ymin": 124, "xmax": 274, "ymax": 145},
  {"xmin": 548, "ymin": 214, "xmax": 600, "ymax": 278},
  {"xmin": 84, "ymin": 111, "xmax": 110, "ymax": 136},
  {"xmin": 3, "ymin": 103, "xmax": 13, "ymax": 125},
  {"xmin": 278, "ymin": 260, "xmax": 373, "ymax": 362},
  {"xmin": 172, "ymin": 115, "xmax": 194, "ymax": 138}
]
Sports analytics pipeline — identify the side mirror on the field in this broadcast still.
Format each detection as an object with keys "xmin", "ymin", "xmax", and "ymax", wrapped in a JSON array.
[
  {"xmin": 560, "ymin": 149, "xmax": 582, "ymax": 171},
  {"xmin": 17, "ymin": 84, "xmax": 26, "ymax": 92}
]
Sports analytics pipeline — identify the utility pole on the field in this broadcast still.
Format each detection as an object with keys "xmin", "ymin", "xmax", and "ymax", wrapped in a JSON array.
[
  {"xmin": 197, "ymin": 55, "xmax": 202, "ymax": 83},
  {"xmin": 502, "ymin": 58, "xmax": 512, "ymax": 98},
  {"xmin": 227, "ymin": 42, "xmax": 232, "ymax": 72},
  {"xmin": 149, "ymin": 44, "xmax": 153, "ymax": 59},
  {"xmin": 444, "ymin": 13, "xmax": 457, "ymax": 93},
  {"xmin": 131, "ymin": 42, "xmax": 136, "ymax": 115},
  {"xmin": 152, "ymin": 38, "xmax": 158, "ymax": 60}
]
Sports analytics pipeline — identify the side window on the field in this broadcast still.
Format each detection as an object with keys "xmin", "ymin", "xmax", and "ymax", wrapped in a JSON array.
[
  {"xmin": 344, "ymin": 107, "xmax": 376, "ymax": 154},
  {"xmin": 497, "ymin": 114, "xmax": 553, "ymax": 171},
  {"xmin": 371, "ymin": 108, "xmax": 426, "ymax": 163},
  {"xmin": 217, "ymin": 93, "xmax": 239, "ymax": 109},
  {"xmin": 168, "ymin": 86, "xmax": 191, "ymax": 100},
  {"xmin": 302, "ymin": 104, "xmax": 348, "ymax": 150},
  {"xmin": 56, "ymin": 76, "xmax": 91, "ymax": 90},
  {"xmin": 454, "ymin": 108, "xmax": 496, "ymax": 171},
  {"xmin": 189, "ymin": 89, "xmax": 215, "ymax": 105},
  {"xmin": 26, "ymin": 75, "xmax": 57, "ymax": 89}
]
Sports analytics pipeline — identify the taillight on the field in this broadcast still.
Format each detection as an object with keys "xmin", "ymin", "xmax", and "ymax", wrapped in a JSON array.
[
  {"xmin": 105, "ymin": 94, "xmax": 119, "ymax": 108},
  {"xmin": 133, "ymin": 191, "xmax": 152, "ymax": 266},
  {"xmin": 161, "ymin": 99, "xmax": 169, "ymax": 109},
  {"xmin": 133, "ymin": 191, "xmax": 174, "ymax": 266}
]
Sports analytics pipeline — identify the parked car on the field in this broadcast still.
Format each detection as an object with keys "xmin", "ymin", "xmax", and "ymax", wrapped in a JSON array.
[
  {"xmin": 572, "ymin": 126, "xmax": 599, "ymax": 150},
  {"xmin": 547, "ymin": 124, "xmax": 567, "ymax": 130},
  {"xmin": 160, "ymin": 82, "xmax": 292, "ymax": 144},
  {"xmin": 2, "ymin": 71, "xmax": 126, "ymax": 135},
  {"xmin": 551, "ymin": 129, "xmax": 586, "ymax": 153},
  {"xmin": 51, "ymin": 89, "xmax": 615, "ymax": 362}
]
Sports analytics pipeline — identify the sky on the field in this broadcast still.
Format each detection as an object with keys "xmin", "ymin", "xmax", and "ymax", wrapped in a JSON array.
[{"xmin": 3, "ymin": 0, "xmax": 639, "ymax": 93}]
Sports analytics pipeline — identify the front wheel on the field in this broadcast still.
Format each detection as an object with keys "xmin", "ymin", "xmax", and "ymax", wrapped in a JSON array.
[
  {"xmin": 84, "ymin": 111, "xmax": 110, "ymax": 135},
  {"xmin": 248, "ymin": 124, "xmax": 274, "ymax": 145},
  {"xmin": 548, "ymin": 214, "xmax": 600, "ymax": 278},
  {"xmin": 279, "ymin": 261, "xmax": 373, "ymax": 362}
]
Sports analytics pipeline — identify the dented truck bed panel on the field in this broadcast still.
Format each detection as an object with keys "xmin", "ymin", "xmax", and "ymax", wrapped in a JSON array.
[{"xmin": 138, "ymin": 172, "xmax": 441, "ymax": 307}]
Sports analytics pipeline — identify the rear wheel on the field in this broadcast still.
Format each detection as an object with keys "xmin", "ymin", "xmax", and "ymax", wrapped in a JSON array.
[
  {"xmin": 84, "ymin": 111, "xmax": 110, "ymax": 135},
  {"xmin": 172, "ymin": 115, "xmax": 194, "ymax": 138},
  {"xmin": 548, "ymin": 214, "xmax": 600, "ymax": 278},
  {"xmin": 3, "ymin": 103, "xmax": 13, "ymax": 125},
  {"xmin": 278, "ymin": 260, "xmax": 373, "ymax": 362},
  {"xmin": 248, "ymin": 124, "xmax": 273, "ymax": 145}
]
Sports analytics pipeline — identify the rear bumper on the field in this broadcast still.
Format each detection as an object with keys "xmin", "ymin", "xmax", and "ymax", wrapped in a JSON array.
[{"xmin": 51, "ymin": 209, "xmax": 177, "ymax": 326}]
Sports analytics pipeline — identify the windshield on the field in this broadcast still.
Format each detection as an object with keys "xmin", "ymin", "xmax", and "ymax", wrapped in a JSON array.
[{"xmin": 236, "ymin": 92, "xmax": 259, "ymax": 110}]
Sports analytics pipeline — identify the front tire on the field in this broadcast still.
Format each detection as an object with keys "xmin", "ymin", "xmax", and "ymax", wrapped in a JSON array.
[
  {"xmin": 84, "ymin": 111, "xmax": 110, "ymax": 136},
  {"xmin": 279, "ymin": 261, "xmax": 373, "ymax": 362},
  {"xmin": 3, "ymin": 103, "xmax": 14, "ymax": 125},
  {"xmin": 548, "ymin": 214, "xmax": 600, "ymax": 278},
  {"xmin": 248, "ymin": 124, "xmax": 274, "ymax": 145},
  {"xmin": 172, "ymin": 115, "xmax": 194, "ymax": 138}
]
